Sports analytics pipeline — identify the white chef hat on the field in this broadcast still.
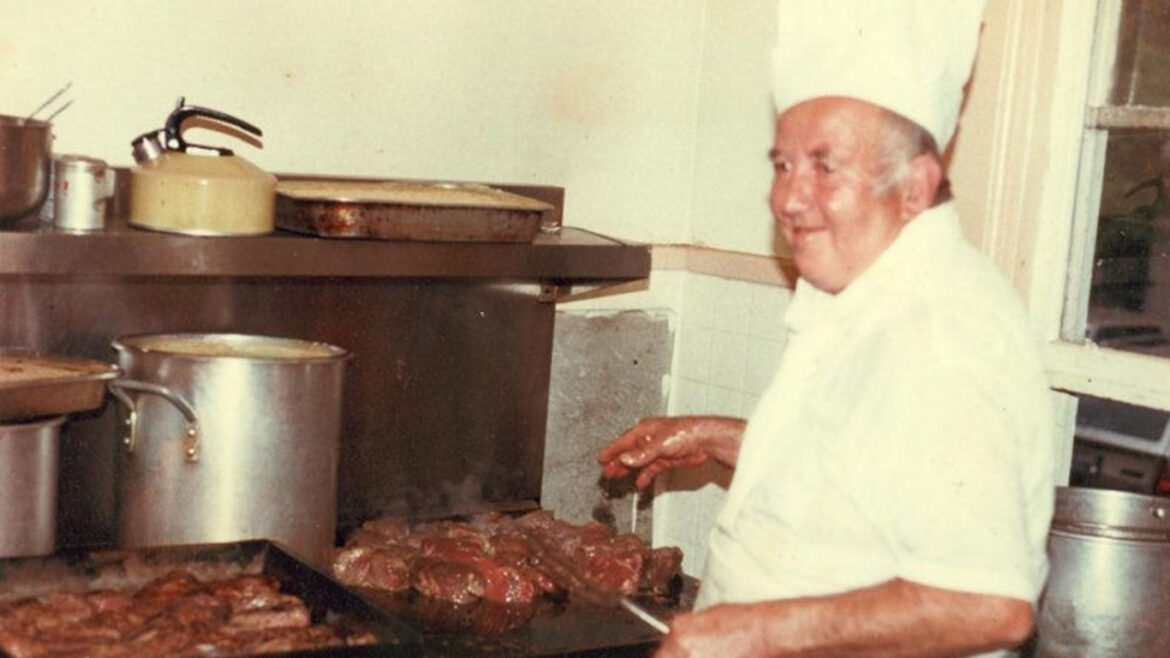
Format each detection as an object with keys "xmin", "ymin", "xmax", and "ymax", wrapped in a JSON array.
[{"xmin": 771, "ymin": 0, "xmax": 986, "ymax": 150}]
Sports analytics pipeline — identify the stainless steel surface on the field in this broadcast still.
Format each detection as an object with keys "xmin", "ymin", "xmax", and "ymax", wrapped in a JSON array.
[
  {"xmin": 0, "ymin": 415, "xmax": 64, "ymax": 558},
  {"xmin": 52, "ymin": 155, "xmax": 111, "ymax": 232},
  {"xmin": 1036, "ymin": 486, "xmax": 1170, "ymax": 657},
  {"xmin": 130, "ymin": 131, "xmax": 165, "ymax": 164},
  {"xmin": 0, "ymin": 171, "xmax": 647, "ymax": 279},
  {"xmin": 0, "ymin": 350, "xmax": 120, "ymax": 422},
  {"xmin": 0, "ymin": 276, "xmax": 565, "ymax": 550},
  {"xmin": 0, "ymin": 224, "xmax": 646, "ymax": 279},
  {"xmin": 0, "ymin": 174, "xmax": 648, "ymax": 550},
  {"xmin": 111, "ymin": 333, "xmax": 350, "ymax": 567},
  {"xmin": 107, "ymin": 378, "xmax": 200, "ymax": 458},
  {"xmin": 544, "ymin": 311, "xmax": 670, "ymax": 537},
  {"xmin": 0, "ymin": 114, "xmax": 51, "ymax": 220}
]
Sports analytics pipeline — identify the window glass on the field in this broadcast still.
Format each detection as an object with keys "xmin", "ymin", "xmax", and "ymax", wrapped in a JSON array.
[
  {"xmin": 1080, "ymin": 0, "xmax": 1170, "ymax": 358},
  {"xmin": 1087, "ymin": 130, "xmax": 1170, "ymax": 357},
  {"xmin": 1111, "ymin": 0, "xmax": 1170, "ymax": 106}
]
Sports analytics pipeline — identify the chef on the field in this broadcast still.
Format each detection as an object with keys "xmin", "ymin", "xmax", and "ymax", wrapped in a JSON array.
[{"xmin": 598, "ymin": 1, "xmax": 1057, "ymax": 657}]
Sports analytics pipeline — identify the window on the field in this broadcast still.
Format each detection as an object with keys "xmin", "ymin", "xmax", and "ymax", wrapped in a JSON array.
[
  {"xmin": 1065, "ymin": 0, "xmax": 1170, "ymax": 359},
  {"xmin": 1058, "ymin": 0, "xmax": 1170, "ymax": 492}
]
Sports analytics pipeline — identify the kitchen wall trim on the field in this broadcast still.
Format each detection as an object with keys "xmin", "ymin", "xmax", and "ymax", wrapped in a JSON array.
[{"xmin": 650, "ymin": 244, "xmax": 796, "ymax": 288}]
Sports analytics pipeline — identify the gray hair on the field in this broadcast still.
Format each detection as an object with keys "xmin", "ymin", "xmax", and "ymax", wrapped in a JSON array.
[{"xmin": 871, "ymin": 109, "xmax": 947, "ymax": 201}]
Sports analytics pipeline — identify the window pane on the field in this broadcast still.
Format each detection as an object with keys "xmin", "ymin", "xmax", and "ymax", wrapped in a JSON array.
[
  {"xmin": 1071, "ymin": 392, "xmax": 1170, "ymax": 496},
  {"xmin": 1086, "ymin": 130, "xmax": 1170, "ymax": 356},
  {"xmin": 1111, "ymin": 0, "xmax": 1170, "ymax": 106}
]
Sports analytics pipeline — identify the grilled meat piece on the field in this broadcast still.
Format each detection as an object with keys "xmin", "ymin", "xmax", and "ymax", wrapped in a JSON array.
[
  {"xmin": 223, "ymin": 600, "xmax": 311, "ymax": 632},
  {"xmin": 579, "ymin": 543, "xmax": 645, "ymax": 596},
  {"xmin": 332, "ymin": 545, "xmax": 415, "ymax": 591},
  {"xmin": 412, "ymin": 557, "xmax": 485, "ymax": 604},
  {"xmin": 334, "ymin": 509, "xmax": 684, "ymax": 612},
  {"xmin": 471, "ymin": 559, "xmax": 539, "ymax": 605},
  {"xmin": 421, "ymin": 535, "xmax": 489, "ymax": 563},
  {"xmin": 0, "ymin": 571, "xmax": 370, "ymax": 658},
  {"xmin": 205, "ymin": 573, "xmax": 287, "ymax": 611},
  {"xmin": 642, "ymin": 546, "xmax": 685, "ymax": 595},
  {"xmin": 359, "ymin": 516, "xmax": 411, "ymax": 543}
]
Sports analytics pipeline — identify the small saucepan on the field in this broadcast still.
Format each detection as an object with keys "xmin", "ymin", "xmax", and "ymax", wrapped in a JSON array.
[{"xmin": 0, "ymin": 114, "xmax": 52, "ymax": 221}]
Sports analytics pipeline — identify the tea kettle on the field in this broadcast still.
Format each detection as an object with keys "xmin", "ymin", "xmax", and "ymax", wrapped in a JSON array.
[{"xmin": 128, "ymin": 98, "xmax": 276, "ymax": 236}]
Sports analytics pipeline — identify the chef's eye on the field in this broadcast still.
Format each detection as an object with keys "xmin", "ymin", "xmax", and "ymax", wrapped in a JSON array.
[
  {"xmin": 816, "ymin": 159, "xmax": 836, "ymax": 174},
  {"xmin": 772, "ymin": 159, "xmax": 792, "ymax": 174}
]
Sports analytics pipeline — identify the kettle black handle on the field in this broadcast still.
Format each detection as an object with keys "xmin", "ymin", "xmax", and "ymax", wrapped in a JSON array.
[{"xmin": 164, "ymin": 97, "xmax": 264, "ymax": 156}]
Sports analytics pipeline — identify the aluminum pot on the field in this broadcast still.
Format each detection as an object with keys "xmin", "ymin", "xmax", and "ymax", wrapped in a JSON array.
[
  {"xmin": 1035, "ymin": 486, "xmax": 1170, "ymax": 657},
  {"xmin": 0, "ymin": 416, "xmax": 64, "ymax": 558},
  {"xmin": 0, "ymin": 114, "xmax": 52, "ymax": 220},
  {"xmin": 109, "ymin": 333, "xmax": 350, "ymax": 568}
]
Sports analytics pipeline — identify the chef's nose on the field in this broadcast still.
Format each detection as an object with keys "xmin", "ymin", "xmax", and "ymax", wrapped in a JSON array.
[{"xmin": 779, "ymin": 166, "xmax": 813, "ymax": 217}]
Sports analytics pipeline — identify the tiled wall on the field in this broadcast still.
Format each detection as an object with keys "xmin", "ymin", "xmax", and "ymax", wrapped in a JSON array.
[
  {"xmin": 654, "ymin": 273, "xmax": 791, "ymax": 576},
  {"xmin": 553, "ymin": 269, "xmax": 792, "ymax": 577}
]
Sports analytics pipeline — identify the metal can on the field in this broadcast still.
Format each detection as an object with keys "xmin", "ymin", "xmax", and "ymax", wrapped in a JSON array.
[{"xmin": 53, "ymin": 155, "xmax": 111, "ymax": 232}]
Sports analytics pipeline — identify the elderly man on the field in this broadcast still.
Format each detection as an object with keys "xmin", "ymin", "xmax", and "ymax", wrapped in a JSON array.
[{"xmin": 599, "ymin": 2, "xmax": 1056, "ymax": 657}]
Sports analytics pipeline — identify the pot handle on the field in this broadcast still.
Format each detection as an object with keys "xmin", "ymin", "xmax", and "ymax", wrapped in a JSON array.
[{"xmin": 108, "ymin": 379, "xmax": 201, "ymax": 462}]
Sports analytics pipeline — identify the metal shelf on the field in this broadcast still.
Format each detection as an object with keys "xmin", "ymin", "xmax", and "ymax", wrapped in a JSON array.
[
  {"xmin": 0, "ymin": 222, "xmax": 648, "ymax": 280},
  {"xmin": 0, "ymin": 175, "xmax": 650, "ymax": 282}
]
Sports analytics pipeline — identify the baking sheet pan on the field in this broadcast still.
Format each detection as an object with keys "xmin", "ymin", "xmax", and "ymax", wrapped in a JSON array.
[
  {"xmin": 0, "ymin": 540, "xmax": 420, "ymax": 658},
  {"xmin": 274, "ymin": 181, "xmax": 552, "ymax": 243},
  {"xmin": 0, "ymin": 349, "xmax": 120, "ymax": 422}
]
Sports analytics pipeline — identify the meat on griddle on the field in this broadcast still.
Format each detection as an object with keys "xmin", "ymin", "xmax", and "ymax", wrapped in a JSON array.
[
  {"xmin": 332, "ymin": 510, "xmax": 683, "ymax": 608},
  {"xmin": 0, "ymin": 570, "xmax": 376, "ymax": 658}
]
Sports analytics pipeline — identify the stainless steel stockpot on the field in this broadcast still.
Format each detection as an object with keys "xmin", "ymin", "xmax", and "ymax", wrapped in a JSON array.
[
  {"xmin": 109, "ymin": 333, "xmax": 350, "ymax": 568},
  {"xmin": 1035, "ymin": 486, "xmax": 1170, "ymax": 657},
  {"xmin": 0, "ymin": 415, "xmax": 64, "ymax": 558}
]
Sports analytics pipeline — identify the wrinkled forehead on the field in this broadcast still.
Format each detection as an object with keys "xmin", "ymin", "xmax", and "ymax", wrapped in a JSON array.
[{"xmin": 772, "ymin": 97, "xmax": 887, "ymax": 157}]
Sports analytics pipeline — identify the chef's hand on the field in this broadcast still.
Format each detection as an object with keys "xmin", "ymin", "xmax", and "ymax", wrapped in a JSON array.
[
  {"xmin": 654, "ymin": 604, "xmax": 773, "ymax": 658},
  {"xmin": 598, "ymin": 416, "xmax": 745, "ymax": 489}
]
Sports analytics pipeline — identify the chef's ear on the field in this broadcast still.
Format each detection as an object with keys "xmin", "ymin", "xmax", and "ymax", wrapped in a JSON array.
[{"xmin": 899, "ymin": 153, "xmax": 944, "ymax": 221}]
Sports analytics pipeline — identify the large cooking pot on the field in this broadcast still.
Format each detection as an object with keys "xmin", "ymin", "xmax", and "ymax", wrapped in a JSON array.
[
  {"xmin": 0, "ymin": 114, "xmax": 52, "ymax": 220},
  {"xmin": 0, "ymin": 416, "xmax": 64, "ymax": 558},
  {"xmin": 1035, "ymin": 486, "xmax": 1170, "ymax": 657},
  {"xmin": 108, "ymin": 333, "xmax": 350, "ymax": 568}
]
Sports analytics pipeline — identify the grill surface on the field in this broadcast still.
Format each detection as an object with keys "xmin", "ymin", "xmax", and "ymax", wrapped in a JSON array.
[{"xmin": 362, "ymin": 578, "xmax": 697, "ymax": 657}]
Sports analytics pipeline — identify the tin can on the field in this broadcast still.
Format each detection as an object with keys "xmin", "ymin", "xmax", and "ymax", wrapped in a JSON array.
[{"xmin": 53, "ymin": 155, "xmax": 111, "ymax": 232}]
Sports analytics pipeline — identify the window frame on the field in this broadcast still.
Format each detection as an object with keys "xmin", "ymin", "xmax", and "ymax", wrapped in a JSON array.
[{"xmin": 964, "ymin": 0, "xmax": 1170, "ymax": 420}]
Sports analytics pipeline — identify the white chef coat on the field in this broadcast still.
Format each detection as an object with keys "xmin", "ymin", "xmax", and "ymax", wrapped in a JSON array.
[{"xmin": 695, "ymin": 202, "xmax": 1056, "ymax": 657}]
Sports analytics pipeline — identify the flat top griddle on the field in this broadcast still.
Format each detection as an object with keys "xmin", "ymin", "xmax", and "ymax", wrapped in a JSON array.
[{"xmin": 356, "ymin": 577, "xmax": 697, "ymax": 658}]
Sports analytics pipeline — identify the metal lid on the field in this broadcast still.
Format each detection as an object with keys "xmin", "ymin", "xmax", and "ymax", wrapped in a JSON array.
[
  {"xmin": 111, "ymin": 333, "xmax": 349, "ymax": 362},
  {"xmin": 1051, "ymin": 486, "xmax": 1170, "ymax": 542},
  {"xmin": 54, "ymin": 154, "xmax": 107, "ymax": 173}
]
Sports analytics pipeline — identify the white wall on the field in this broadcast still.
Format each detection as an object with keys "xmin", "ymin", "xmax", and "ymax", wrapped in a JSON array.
[
  {"xmin": 687, "ymin": 0, "xmax": 778, "ymax": 255},
  {"xmin": 3, "ymin": 0, "xmax": 730, "ymax": 246}
]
